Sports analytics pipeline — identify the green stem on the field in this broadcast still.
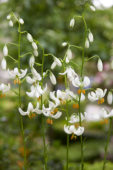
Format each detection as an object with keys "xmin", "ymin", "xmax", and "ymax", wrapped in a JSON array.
[
  {"xmin": 18, "ymin": 22, "xmax": 27, "ymax": 170},
  {"xmin": 40, "ymin": 46, "xmax": 47, "ymax": 170},
  {"xmin": 103, "ymin": 118, "xmax": 112, "ymax": 170},
  {"xmin": 63, "ymin": 63, "xmax": 69, "ymax": 170}
]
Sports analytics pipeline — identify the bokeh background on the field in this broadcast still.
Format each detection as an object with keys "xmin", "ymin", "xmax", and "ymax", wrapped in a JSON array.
[{"xmin": 0, "ymin": 0, "xmax": 113, "ymax": 169}]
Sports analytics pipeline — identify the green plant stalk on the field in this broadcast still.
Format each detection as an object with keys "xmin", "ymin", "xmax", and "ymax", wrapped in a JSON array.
[
  {"xmin": 78, "ymin": 15, "xmax": 87, "ymax": 170},
  {"xmin": 18, "ymin": 22, "xmax": 27, "ymax": 170},
  {"xmin": 103, "ymin": 118, "xmax": 112, "ymax": 170},
  {"xmin": 40, "ymin": 47, "xmax": 47, "ymax": 170},
  {"xmin": 63, "ymin": 63, "xmax": 69, "ymax": 170}
]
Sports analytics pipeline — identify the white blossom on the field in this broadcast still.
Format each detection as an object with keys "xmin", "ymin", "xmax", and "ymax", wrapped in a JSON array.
[
  {"xmin": 51, "ymin": 57, "xmax": 62, "ymax": 70},
  {"xmin": 7, "ymin": 15, "xmax": 11, "ymax": 20},
  {"xmin": 50, "ymin": 72, "xmax": 56, "ymax": 85},
  {"xmin": 65, "ymin": 49, "xmax": 73, "ymax": 63},
  {"xmin": 9, "ymin": 20, "xmax": 13, "ymax": 27},
  {"xmin": 60, "ymin": 67, "xmax": 77, "ymax": 82},
  {"xmin": 72, "ymin": 76, "xmax": 90, "ymax": 88},
  {"xmin": 0, "ymin": 83, "xmax": 10, "ymax": 94},
  {"xmin": 3, "ymin": 45, "xmax": 8, "ymax": 56},
  {"xmin": 69, "ymin": 18, "xmax": 75, "ymax": 28},
  {"xmin": 88, "ymin": 32, "xmax": 94, "ymax": 42},
  {"xmin": 68, "ymin": 113, "xmax": 86, "ymax": 123},
  {"xmin": 32, "ymin": 42, "xmax": 38, "ymax": 50},
  {"xmin": 97, "ymin": 58, "xmax": 103, "ymax": 72},
  {"xmin": 64, "ymin": 125, "xmax": 84, "ymax": 136},
  {"xmin": 107, "ymin": 91, "xmax": 112, "ymax": 105},
  {"xmin": 19, "ymin": 18, "xmax": 24, "ymax": 24},
  {"xmin": 90, "ymin": 5, "xmax": 96, "ymax": 11},
  {"xmin": 101, "ymin": 108, "xmax": 113, "ymax": 119},
  {"xmin": 27, "ymin": 33, "xmax": 33, "ymax": 42},
  {"xmin": 8, "ymin": 68, "xmax": 27, "ymax": 79},
  {"xmin": 62, "ymin": 42, "xmax": 67, "ymax": 47},
  {"xmin": 1, "ymin": 57, "xmax": 7, "ymax": 70},
  {"xmin": 26, "ymin": 67, "xmax": 41, "ymax": 84}
]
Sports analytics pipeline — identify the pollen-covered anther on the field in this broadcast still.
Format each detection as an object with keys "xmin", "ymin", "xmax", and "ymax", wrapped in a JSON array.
[
  {"xmin": 71, "ymin": 133, "xmax": 77, "ymax": 140},
  {"xmin": 14, "ymin": 78, "xmax": 21, "ymax": 85},
  {"xmin": 100, "ymin": 119, "xmax": 108, "ymax": 125},
  {"xmin": 37, "ymin": 96, "xmax": 41, "ymax": 101},
  {"xmin": 74, "ymin": 123, "xmax": 79, "ymax": 128},
  {"xmin": 28, "ymin": 113, "xmax": 36, "ymax": 119},
  {"xmin": 98, "ymin": 98, "xmax": 104, "ymax": 104},
  {"xmin": 60, "ymin": 98, "xmax": 66, "ymax": 105},
  {"xmin": 73, "ymin": 103, "xmax": 79, "ymax": 109},
  {"xmin": 77, "ymin": 89, "xmax": 85, "ymax": 95},
  {"xmin": 46, "ymin": 118, "xmax": 53, "ymax": 125},
  {"xmin": 0, "ymin": 93, "xmax": 6, "ymax": 98}
]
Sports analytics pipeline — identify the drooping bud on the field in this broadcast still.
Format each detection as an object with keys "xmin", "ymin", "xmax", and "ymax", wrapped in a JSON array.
[
  {"xmin": 66, "ymin": 49, "xmax": 73, "ymax": 63},
  {"xmin": 32, "ymin": 42, "xmax": 38, "ymax": 50},
  {"xmin": 33, "ymin": 50, "xmax": 38, "ymax": 57},
  {"xmin": 27, "ymin": 33, "xmax": 33, "ymax": 42},
  {"xmin": 97, "ymin": 58, "xmax": 103, "ymax": 72},
  {"xmin": 19, "ymin": 18, "xmax": 24, "ymax": 24},
  {"xmin": 3, "ymin": 45, "xmax": 8, "ymax": 56},
  {"xmin": 1, "ymin": 58, "xmax": 7, "ymax": 70},
  {"xmin": 9, "ymin": 20, "xmax": 13, "ymax": 27},
  {"xmin": 69, "ymin": 18, "xmax": 75, "ymax": 28},
  {"xmin": 85, "ymin": 39, "xmax": 89, "ymax": 48},
  {"xmin": 29, "ymin": 56, "xmax": 35, "ymax": 67},
  {"xmin": 7, "ymin": 14, "xmax": 11, "ymax": 20},
  {"xmin": 62, "ymin": 42, "xmax": 67, "ymax": 47},
  {"xmin": 90, "ymin": 5, "xmax": 96, "ymax": 11},
  {"xmin": 50, "ymin": 72, "xmax": 56, "ymax": 85},
  {"xmin": 107, "ymin": 92, "xmax": 112, "ymax": 105},
  {"xmin": 88, "ymin": 31, "xmax": 94, "ymax": 42}
]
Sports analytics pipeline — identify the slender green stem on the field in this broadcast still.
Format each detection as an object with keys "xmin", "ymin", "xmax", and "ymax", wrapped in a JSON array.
[
  {"xmin": 63, "ymin": 63, "xmax": 69, "ymax": 170},
  {"xmin": 18, "ymin": 22, "xmax": 27, "ymax": 170},
  {"xmin": 40, "ymin": 46, "xmax": 47, "ymax": 170},
  {"xmin": 103, "ymin": 118, "xmax": 112, "ymax": 170}
]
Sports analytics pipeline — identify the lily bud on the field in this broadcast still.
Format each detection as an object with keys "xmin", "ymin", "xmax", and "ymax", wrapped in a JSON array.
[
  {"xmin": 9, "ymin": 20, "xmax": 13, "ymax": 27},
  {"xmin": 70, "ymin": 18, "xmax": 75, "ymax": 28},
  {"xmin": 7, "ymin": 14, "xmax": 11, "ymax": 20},
  {"xmin": 62, "ymin": 42, "xmax": 67, "ymax": 47},
  {"xmin": 107, "ymin": 92, "xmax": 112, "ymax": 105},
  {"xmin": 90, "ymin": 5, "xmax": 96, "ymax": 11},
  {"xmin": 3, "ymin": 45, "xmax": 8, "ymax": 56},
  {"xmin": 27, "ymin": 33, "xmax": 33, "ymax": 42},
  {"xmin": 32, "ymin": 42, "xmax": 38, "ymax": 50},
  {"xmin": 50, "ymin": 72, "xmax": 56, "ymax": 85},
  {"xmin": 85, "ymin": 39, "xmax": 89, "ymax": 48},
  {"xmin": 33, "ymin": 50, "xmax": 38, "ymax": 57},
  {"xmin": 19, "ymin": 18, "xmax": 24, "ymax": 24},
  {"xmin": 29, "ymin": 56, "xmax": 35, "ymax": 67},
  {"xmin": 88, "ymin": 32, "xmax": 93, "ymax": 42},
  {"xmin": 97, "ymin": 58, "xmax": 103, "ymax": 72},
  {"xmin": 66, "ymin": 49, "xmax": 73, "ymax": 63},
  {"xmin": 1, "ymin": 58, "xmax": 7, "ymax": 70}
]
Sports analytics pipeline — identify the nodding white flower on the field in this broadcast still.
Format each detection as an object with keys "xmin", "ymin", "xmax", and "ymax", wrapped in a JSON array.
[
  {"xmin": 50, "ymin": 72, "xmax": 56, "ymax": 85},
  {"xmin": 69, "ymin": 18, "xmax": 75, "ymax": 28},
  {"xmin": 97, "ymin": 58, "xmax": 103, "ymax": 72},
  {"xmin": 64, "ymin": 125, "xmax": 84, "ymax": 136},
  {"xmin": 29, "ymin": 55, "xmax": 35, "ymax": 67},
  {"xmin": 51, "ymin": 56, "xmax": 62, "ymax": 70},
  {"xmin": 101, "ymin": 108, "xmax": 113, "ymax": 119},
  {"xmin": 9, "ymin": 20, "xmax": 13, "ymax": 27},
  {"xmin": 50, "ymin": 91, "xmax": 60, "ymax": 106},
  {"xmin": 88, "ymin": 31, "xmax": 93, "ymax": 42},
  {"xmin": 88, "ymin": 88, "xmax": 107, "ymax": 104},
  {"xmin": 107, "ymin": 91, "xmax": 112, "ymax": 105},
  {"xmin": 18, "ymin": 102, "xmax": 42, "ymax": 117},
  {"xmin": 19, "ymin": 18, "xmax": 24, "ymax": 24},
  {"xmin": 7, "ymin": 14, "xmax": 11, "ymax": 20},
  {"xmin": 72, "ymin": 76, "xmax": 90, "ymax": 90},
  {"xmin": 8, "ymin": 68, "xmax": 27, "ymax": 80},
  {"xmin": 26, "ymin": 83, "xmax": 47, "ymax": 98},
  {"xmin": 69, "ymin": 113, "xmax": 86, "ymax": 123},
  {"xmin": 32, "ymin": 42, "xmax": 38, "ymax": 50},
  {"xmin": 60, "ymin": 67, "xmax": 77, "ymax": 82},
  {"xmin": 85, "ymin": 39, "xmax": 89, "ymax": 48},
  {"xmin": 90, "ymin": 5, "xmax": 96, "ymax": 11},
  {"xmin": 33, "ymin": 50, "xmax": 38, "ymax": 57},
  {"xmin": 26, "ymin": 67, "xmax": 41, "ymax": 84},
  {"xmin": 66, "ymin": 89, "xmax": 77, "ymax": 100},
  {"xmin": 3, "ymin": 45, "xmax": 8, "ymax": 56},
  {"xmin": 65, "ymin": 49, "xmax": 73, "ymax": 63},
  {"xmin": 1, "ymin": 57, "xmax": 7, "ymax": 70},
  {"xmin": 27, "ymin": 33, "xmax": 33, "ymax": 42},
  {"xmin": 62, "ymin": 42, "xmax": 67, "ymax": 47},
  {"xmin": 0, "ymin": 83, "xmax": 10, "ymax": 94},
  {"xmin": 43, "ymin": 101, "xmax": 62, "ymax": 119}
]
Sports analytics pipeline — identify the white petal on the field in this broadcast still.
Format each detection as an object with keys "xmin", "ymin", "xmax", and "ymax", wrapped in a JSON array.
[
  {"xmin": 3, "ymin": 45, "xmax": 8, "ymax": 56},
  {"xmin": 27, "ymin": 33, "xmax": 33, "ymax": 42},
  {"xmin": 32, "ymin": 42, "xmax": 38, "ymax": 50},
  {"xmin": 19, "ymin": 18, "xmax": 24, "ymax": 24},
  {"xmin": 1, "ymin": 58, "xmax": 7, "ymax": 70},
  {"xmin": 85, "ymin": 39, "xmax": 89, "ymax": 48},
  {"xmin": 97, "ymin": 58, "xmax": 103, "ymax": 72},
  {"xmin": 70, "ymin": 18, "xmax": 75, "ymax": 28},
  {"xmin": 74, "ymin": 126, "xmax": 84, "ymax": 136},
  {"xmin": 50, "ymin": 72, "xmax": 56, "ymax": 85},
  {"xmin": 29, "ymin": 56, "xmax": 35, "ymax": 67},
  {"xmin": 18, "ymin": 108, "xmax": 28, "ymax": 116},
  {"xmin": 107, "ymin": 92, "xmax": 112, "ymax": 105},
  {"xmin": 83, "ymin": 76, "xmax": 90, "ymax": 87},
  {"xmin": 9, "ymin": 20, "xmax": 13, "ymax": 27}
]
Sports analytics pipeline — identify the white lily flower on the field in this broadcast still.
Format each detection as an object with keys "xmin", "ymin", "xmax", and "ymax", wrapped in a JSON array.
[
  {"xmin": 60, "ymin": 67, "xmax": 77, "ymax": 82},
  {"xmin": 65, "ymin": 89, "xmax": 77, "ymax": 100},
  {"xmin": 43, "ymin": 101, "xmax": 62, "ymax": 119},
  {"xmin": 19, "ymin": 18, "xmax": 24, "ymax": 24},
  {"xmin": 88, "ymin": 32, "xmax": 93, "ymax": 42},
  {"xmin": 32, "ymin": 42, "xmax": 38, "ymax": 50},
  {"xmin": 26, "ymin": 67, "xmax": 41, "ymax": 84},
  {"xmin": 97, "ymin": 58, "xmax": 103, "ymax": 72},
  {"xmin": 65, "ymin": 49, "xmax": 73, "ymax": 63},
  {"xmin": 1, "ymin": 57, "xmax": 7, "ymax": 70},
  {"xmin": 29, "ymin": 55, "xmax": 35, "ymax": 67},
  {"xmin": 88, "ymin": 88, "xmax": 107, "ymax": 104},
  {"xmin": 9, "ymin": 20, "xmax": 13, "ymax": 27},
  {"xmin": 26, "ymin": 84, "xmax": 47, "ymax": 98},
  {"xmin": 85, "ymin": 39, "xmax": 89, "ymax": 48},
  {"xmin": 50, "ymin": 72, "xmax": 56, "ymax": 85},
  {"xmin": 69, "ymin": 113, "xmax": 86, "ymax": 123},
  {"xmin": 18, "ymin": 102, "xmax": 42, "ymax": 117},
  {"xmin": 107, "ymin": 91, "xmax": 112, "ymax": 105},
  {"xmin": 90, "ymin": 5, "xmax": 96, "ymax": 11},
  {"xmin": 72, "ymin": 76, "xmax": 90, "ymax": 89},
  {"xmin": 50, "ymin": 91, "xmax": 60, "ymax": 106},
  {"xmin": 8, "ymin": 68, "xmax": 27, "ymax": 79},
  {"xmin": 33, "ymin": 50, "xmax": 38, "ymax": 56},
  {"xmin": 101, "ymin": 108, "xmax": 113, "ymax": 119},
  {"xmin": 69, "ymin": 18, "xmax": 75, "ymax": 28},
  {"xmin": 27, "ymin": 33, "xmax": 33, "ymax": 42},
  {"xmin": 0, "ymin": 83, "xmax": 10, "ymax": 94},
  {"xmin": 51, "ymin": 56, "xmax": 62, "ymax": 70},
  {"xmin": 3, "ymin": 45, "xmax": 8, "ymax": 56},
  {"xmin": 64, "ymin": 125, "xmax": 84, "ymax": 136},
  {"xmin": 62, "ymin": 42, "xmax": 67, "ymax": 47}
]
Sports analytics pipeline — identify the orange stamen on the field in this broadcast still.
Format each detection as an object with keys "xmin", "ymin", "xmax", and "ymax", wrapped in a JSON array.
[
  {"xmin": 28, "ymin": 113, "xmax": 36, "ymax": 119},
  {"xmin": 73, "ymin": 103, "xmax": 79, "ymax": 109},
  {"xmin": 98, "ymin": 98, "xmax": 104, "ymax": 104},
  {"xmin": 77, "ymin": 89, "xmax": 81, "ymax": 94},
  {"xmin": 46, "ymin": 118, "xmax": 53, "ymax": 125},
  {"xmin": 82, "ymin": 89, "xmax": 85, "ymax": 94}
]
